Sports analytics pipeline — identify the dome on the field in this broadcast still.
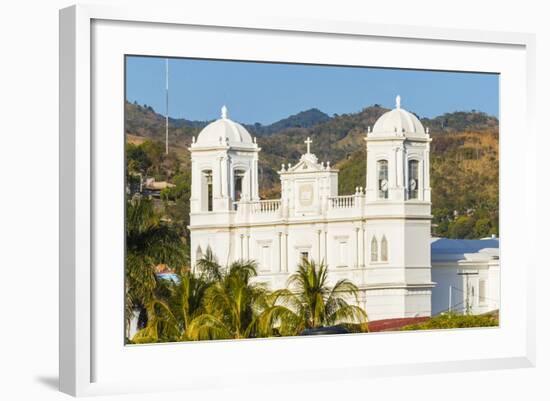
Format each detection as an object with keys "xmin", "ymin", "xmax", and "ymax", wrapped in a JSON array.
[
  {"xmin": 195, "ymin": 105, "xmax": 253, "ymax": 146},
  {"xmin": 371, "ymin": 96, "xmax": 426, "ymax": 137}
]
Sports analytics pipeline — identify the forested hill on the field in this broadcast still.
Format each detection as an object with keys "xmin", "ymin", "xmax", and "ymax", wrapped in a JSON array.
[
  {"xmin": 125, "ymin": 102, "xmax": 331, "ymax": 141},
  {"xmin": 245, "ymin": 108, "xmax": 331, "ymax": 136},
  {"xmin": 125, "ymin": 101, "xmax": 499, "ymax": 239}
]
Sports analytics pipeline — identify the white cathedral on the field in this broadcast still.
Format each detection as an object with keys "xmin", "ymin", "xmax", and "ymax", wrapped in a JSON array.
[{"xmin": 188, "ymin": 97, "xmax": 500, "ymax": 322}]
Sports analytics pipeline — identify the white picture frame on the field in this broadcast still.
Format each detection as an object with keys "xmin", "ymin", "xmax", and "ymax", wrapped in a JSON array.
[{"xmin": 59, "ymin": 4, "xmax": 536, "ymax": 397}]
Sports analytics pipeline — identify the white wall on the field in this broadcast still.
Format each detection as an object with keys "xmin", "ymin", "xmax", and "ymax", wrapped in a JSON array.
[{"xmin": 1, "ymin": 1, "xmax": 548, "ymax": 401}]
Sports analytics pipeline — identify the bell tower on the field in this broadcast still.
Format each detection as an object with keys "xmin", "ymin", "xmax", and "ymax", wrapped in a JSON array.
[
  {"xmin": 189, "ymin": 105, "xmax": 260, "ymax": 214},
  {"xmin": 365, "ymin": 96, "xmax": 431, "ymax": 203},
  {"xmin": 189, "ymin": 106, "xmax": 260, "ymax": 267},
  {"xmin": 364, "ymin": 96, "xmax": 433, "ymax": 318}
]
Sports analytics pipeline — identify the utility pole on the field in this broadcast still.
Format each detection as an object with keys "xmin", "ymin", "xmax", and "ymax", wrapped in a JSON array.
[{"xmin": 165, "ymin": 58, "xmax": 169, "ymax": 155}]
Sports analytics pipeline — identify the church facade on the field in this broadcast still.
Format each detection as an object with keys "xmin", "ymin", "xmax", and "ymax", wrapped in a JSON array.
[
  {"xmin": 188, "ymin": 98, "xmax": 433, "ymax": 321},
  {"xmin": 188, "ymin": 99, "xmax": 498, "ymax": 322}
]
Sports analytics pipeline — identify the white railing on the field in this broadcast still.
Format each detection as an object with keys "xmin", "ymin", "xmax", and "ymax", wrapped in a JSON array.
[
  {"xmin": 329, "ymin": 195, "xmax": 355, "ymax": 209},
  {"xmin": 250, "ymin": 199, "xmax": 282, "ymax": 214}
]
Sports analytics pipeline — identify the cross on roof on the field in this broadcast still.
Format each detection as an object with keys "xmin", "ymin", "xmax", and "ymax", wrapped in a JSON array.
[{"xmin": 305, "ymin": 137, "xmax": 312, "ymax": 154}]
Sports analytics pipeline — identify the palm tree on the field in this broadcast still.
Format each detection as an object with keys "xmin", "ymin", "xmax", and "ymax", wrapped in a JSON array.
[
  {"xmin": 125, "ymin": 197, "xmax": 186, "ymax": 339},
  {"xmin": 259, "ymin": 260, "xmax": 368, "ymax": 335},
  {"xmin": 169, "ymin": 269, "xmax": 210, "ymax": 336},
  {"xmin": 194, "ymin": 247, "xmax": 223, "ymax": 283},
  {"xmin": 186, "ymin": 259, "xmax": 268, "ymax": 340},
  {"xmin": 131, "ymin": 296, "xmax": 180, "ymax": 344}
]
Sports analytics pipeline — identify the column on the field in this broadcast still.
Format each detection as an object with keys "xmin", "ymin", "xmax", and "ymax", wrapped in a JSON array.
[
  {"xmin": 419, "ymin": 159, "xmax": 425, "ymax": 201},
  {"xmin": 211, "ymin": 156, "xmax": 221, "ymax": 202},
  {"xmin": 317, "ymin": 230, "xmax": 322, "ymax": 263},
  {"xmin": 249, "ymin": 160, "xmax": 254, "ymax": 200},
  {"xmin": 240, "ymin": 234, "xmax": 244, "ymax": 260},
  {"xmin": 246, "ymin": 234, "xmax": 250, "ymax": 260},
  {"xmin": 253, "ymin": 158, "xmax": 259, "ymax": 200},
  {"xmin": 393, "ymin": 147, "xmax": 398, "ymax": 188},
  {"xmin": 361, "ymin": 225, "xmax": 366, "ymax": 267},
  {"xmin": 278, "ymin": 231, "xmax": 282, "ymax": 272},
  {"xmin": 404, "ymin": 149, "xmax": 409, "ymax": 200},
  {"xmin": 324, "ymin": 231, "xmax": 328, "ymax": 264},
  {"xmin": 355, "ymin": 227, "xmax": 360, "ymax": 268},
  {"xmin": 424, "ymin": 149, "xmax": 430, "ymax": 201},
  {"xmin": 229, "ymin": 164, "xmax": 235, "ymax": 201},
  {"xmin": 284, "ymin": 232, "xmax": 289, "ymax": 272},
  {"xmin": 397, "ymin": 146, "xmax": 404, "ymax": 188},
  {"xmin": 190, "ymin": 159, "xmax": 199, "ymax": 212}
]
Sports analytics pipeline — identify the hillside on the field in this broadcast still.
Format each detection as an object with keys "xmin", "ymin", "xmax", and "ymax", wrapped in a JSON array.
[
  {"xmin": 246, "ymin": 108, "xmax": 331, "ymax": 136},
  {"xmin": 125, "ymin": 101, "xmax": 499, "ymax": 238}
]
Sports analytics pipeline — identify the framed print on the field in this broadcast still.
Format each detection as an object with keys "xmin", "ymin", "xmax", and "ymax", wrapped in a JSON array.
[{"xmin": 59, "ymin": 4, "xmax": 536, "ymax": 397}]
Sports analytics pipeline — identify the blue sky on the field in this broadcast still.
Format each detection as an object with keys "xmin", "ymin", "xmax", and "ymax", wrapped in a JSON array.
[{"xmin": 125, "ymin": 56, "xmax": 499, "ymax": 125}]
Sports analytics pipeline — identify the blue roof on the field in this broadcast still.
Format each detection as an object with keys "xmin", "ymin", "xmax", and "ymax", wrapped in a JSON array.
[{"xmin": 431, "ymin": 237, "xmax": 499, "ymax": 263}]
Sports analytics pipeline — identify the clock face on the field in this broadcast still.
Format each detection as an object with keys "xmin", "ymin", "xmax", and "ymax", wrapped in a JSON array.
[
  {"xmin": 409, "ymin": 178, "xmax": 417, "ymax": 190},
  {"xmin": 381, "ymin": 179, "xmax": 389, "ymax": 191}
]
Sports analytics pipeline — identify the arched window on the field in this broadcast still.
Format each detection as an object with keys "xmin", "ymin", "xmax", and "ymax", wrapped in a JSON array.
[
  {"xmin": 408, "ymin": 160, "xmax": 419, "ymax": 199},
  {"xmin": 371, "ymin": 236, "xmax": 378, "ymax": 262},
  {"xmin": 201, "ymin": 170, "xmax": 213, "ymax": 211},
  {"xmin": 381, "ymin": 235, "xmax": 388, "ymax": 262},
  {"xmin": 377, "ymin": 160, "xmax": 389, "ymax": 199},
  {"xmin": 233, "ymin": 169, "xmax": 246, "ymax": 201}
]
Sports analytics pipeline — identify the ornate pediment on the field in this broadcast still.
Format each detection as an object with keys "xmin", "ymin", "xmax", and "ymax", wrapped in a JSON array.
[{"xmin": 279, "ymin": 137, "xmax": 337, "ymax": 175}]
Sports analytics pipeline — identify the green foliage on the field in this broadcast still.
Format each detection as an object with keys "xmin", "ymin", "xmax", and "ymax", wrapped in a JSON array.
[
  {"xmin": 126, "ymin": 142, "xmax": 152, "ymax": 175},
  {"xmin": 161, "ymin": 171, "xmax": 191, "ymax": 240},
  {"xmin": 401, "ymin": 312, "xmax": 498, "ymax": 330},
  {"xmin": 186, "ymin": 259, "xmax": 268, "ymax": 340},
  {"xmin": 125, "ymin": 198, "xmax": 186, "ymax": 338},
  {"xmin": 256, "ymin": 261, "xmax": 368, "ymax": 337},
  {"xmin": 126, "ymin": 140, "xmax": 182, "ymax": 181},
  {"xmin": 129, "ymin": 251, "xmax": 369, "ymax": 343},
  {"xmin": 421, "ymin": 111, "xmax": 498, "ymax": 134},
  {"xmin": 337, "ymin": 150, "xmax": 365, "ymax": 195},
  {"xmin": 287, "ymin": 260, "xmax": 367, "ymax": 329}
]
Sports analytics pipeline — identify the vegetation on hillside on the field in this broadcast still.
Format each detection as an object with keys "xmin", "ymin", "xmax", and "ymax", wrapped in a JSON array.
[{"xmin": 246, "ymin": 108, "xmax": 331, "ymax": 136}]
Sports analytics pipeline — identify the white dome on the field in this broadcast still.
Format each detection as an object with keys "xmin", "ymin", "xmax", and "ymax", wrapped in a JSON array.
[
  {"xmin": 195, "ymin": 106, "xmax": 253, "ymax": 146},
  {"xmin": 371, "ymin": 96, "xmax": 426, "ymax": 137}
]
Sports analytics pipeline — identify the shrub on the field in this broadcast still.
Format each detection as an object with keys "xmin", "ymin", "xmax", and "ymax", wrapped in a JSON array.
[{"xmin": 401, "ymin": 312, "xmax": 498, "ymax": 330}]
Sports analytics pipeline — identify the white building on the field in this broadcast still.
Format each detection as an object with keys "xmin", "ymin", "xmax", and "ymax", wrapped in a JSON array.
[
  {"xmin": 188, "ymin": 98, "xmax": 499, "ymax": 322},
  {"xmin": 431, "ymin": 238, "xmax": 500, "ymax": 315}
]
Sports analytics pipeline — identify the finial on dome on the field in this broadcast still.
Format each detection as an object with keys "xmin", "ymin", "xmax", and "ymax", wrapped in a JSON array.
[
  {"xmin": 221, "ymin": 105, "xmax": 228, "ymax": 119},
  {"xmin": 396, "ymin": 95, "xmax": 401, "ymax": 109}
]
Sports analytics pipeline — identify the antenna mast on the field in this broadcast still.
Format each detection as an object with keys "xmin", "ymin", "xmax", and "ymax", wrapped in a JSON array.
[{"xmin": 165, "ymin": 58, "xmax": 169, "ymax": 155}]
